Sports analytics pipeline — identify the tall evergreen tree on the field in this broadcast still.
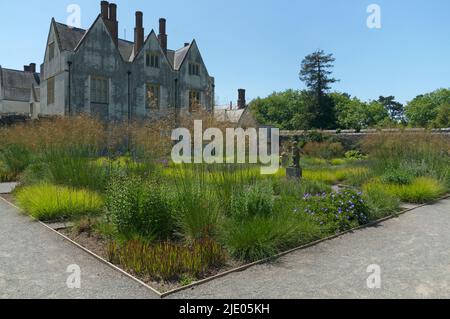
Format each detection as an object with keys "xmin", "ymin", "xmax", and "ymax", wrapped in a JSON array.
[
  {"xmin": 299, "ymin": 50, "xmax": 338, "ymax": 129},
  {"xmin": 378, "ymin": 96, "xmax": 404, "ymax": 122}
]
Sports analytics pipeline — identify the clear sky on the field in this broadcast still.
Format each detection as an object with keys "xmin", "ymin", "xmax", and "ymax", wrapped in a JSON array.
[{"xmin": 0, "ymin": 0, "xmax": 449, "ymax": 105}]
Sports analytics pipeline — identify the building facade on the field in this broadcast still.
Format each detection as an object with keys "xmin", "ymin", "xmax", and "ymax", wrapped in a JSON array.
[
  {"xmin": 40, "ymin": 1, "xmax": 215, "ymax": 121},
  {"xmin": 0, "ymin": 64, "xmax": 40, "ymax": 119}
]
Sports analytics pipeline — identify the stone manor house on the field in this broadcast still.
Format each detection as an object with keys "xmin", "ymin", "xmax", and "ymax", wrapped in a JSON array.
[{"xmin": 1, "ymin": 1, "xmax": 217, "ymax": 121}]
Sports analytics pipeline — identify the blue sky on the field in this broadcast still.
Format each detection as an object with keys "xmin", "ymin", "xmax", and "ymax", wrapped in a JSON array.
[{"xmin": 0, "ymin": 0, "xmax": 449, "ymax": 105}]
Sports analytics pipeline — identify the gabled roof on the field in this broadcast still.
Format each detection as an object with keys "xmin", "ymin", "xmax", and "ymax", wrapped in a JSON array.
[
  {"xmin": 51, "ymin": 19, "xmax": 195, "ymax": 70},
  {"xmin": 54, "ymin": 22, "xmax": 86, "ymax": 51},
  {"xmin": 0, "ymin": 67, "xmax": 40, "ymax": 102},
  {"xmin": 214, "ymin": 108, "xmax": 245, "ymax": 124},
  {"xmin": 173, "ymin": 44, "xmax": 191, "ymax": 70},
  {"xmin": 53, "ymin": 20, "xmax": 134, "ymax": 61}
]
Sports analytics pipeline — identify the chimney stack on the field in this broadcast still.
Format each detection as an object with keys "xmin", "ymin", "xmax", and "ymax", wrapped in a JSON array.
[
  {"xmin": 101, "ymin": 1, "xmax": 109, "ymax": 19},
  {"xmin": 237, "ymin": 89, "xmax": 246, "ymax": 109},
  {"xmin": 184, "ymin": 42, "xmax": 190, "ymax": 47},
  {"xmin": 158, "ymin": 18, "xmax": 168, "ymax": 54},
  {"xmin": 24, "ymin": 63, "xmax": 36, "ymax": 73},
  {"xmin": 134, "ymin": 11, "xmax": 144, "ymax": 54},
  {"xmin": 108, "ymin": 3, "xmax": 118, "ymax": 46}
]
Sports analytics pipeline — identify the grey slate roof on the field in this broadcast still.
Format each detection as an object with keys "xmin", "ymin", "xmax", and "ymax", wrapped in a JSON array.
[
  {"xmin": 54, "ymin": 23, "xmax": 86, "ymax": 51},
  {"xmin": 214, "ymin": 108, "xmax": 245, "ymax": 124},
  {"xmin": 54, "ymin": 22, "xmax": 134, "ymax": 61},
  {"xmin": 174, "ymin": 45, "xmax": 190, "ymax": 70},
  {"xmin": 0, "ymin": 67, "xmax": 40, "ymax": 102},
  {"xmin": 53, "ymin": 21, "xmax": 191, "ymax": 68}
]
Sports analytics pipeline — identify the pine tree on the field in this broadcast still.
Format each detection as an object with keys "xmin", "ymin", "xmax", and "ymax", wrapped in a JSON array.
[{"xmin": 299, "ymin": 50, "xmax": 338, "ymax": 129}]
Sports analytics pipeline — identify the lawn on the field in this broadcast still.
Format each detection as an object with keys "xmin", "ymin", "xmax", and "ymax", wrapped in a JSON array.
[{"xmin": 1, "ymin": 116, "xmax": 449, "ymax": 291}]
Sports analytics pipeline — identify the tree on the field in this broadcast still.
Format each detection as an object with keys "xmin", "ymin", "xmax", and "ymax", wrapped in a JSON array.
[
  {"xmin": 378, "ymin": 96, "xmax": 404, "ymax": 122},
  {"xmin": 405, "ymin": 89, "xmax": 450, "ymax": 127},
  {"xmin": 299, "ymin": 50, "xmax": 338, "ymax": 129},
  {"xmin": 250, "ymin": 90, "xmax": 315, "ymax": 130}
]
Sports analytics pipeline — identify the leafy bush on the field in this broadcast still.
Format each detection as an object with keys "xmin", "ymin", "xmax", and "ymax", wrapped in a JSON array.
[
  {"xmin": 345, "ymin": 150, "xmax": 366, "ymax": 160},
  {"xmin": 220, "ymin": 211, "xmax": 321, "ymax": 262},
  {"xmin": 173, "ymin": 172, "xmax": 220, "ymax": 240},
  {"xmin": 230, "ymin": 181, "xmax": 274, "ymax": 220},
  {"xmin": 302, "ymin": 141, "xmax": 345, "ymax": 159},
  {"xmin": 107, "ymin": 238, "xmax": 225, "ymax": 281},
  {"xmin": 300, "ymin": 190, "xmax": 370, "ymax": 233},
  {"xmin": 362, "ymin": 182, "xmax": 401, "ymax": 220},
  {"xmin": 381, "ymin": 168, "xmax": 414, "ymax": 185},
  {"xmin": 19, "ymin": 162, "xmax": 54, "ymax": 186},
  {"xmin": 0, "ymin": 144, "xmax": 33, "ymax": 181},
  {"xmin": 381, "ymin": 177, "xmax": 447, "ymax": 203},
  {"xmin": 16, "ymin": 184, "xmax": 104, "ymax": 221},
  {"xmin": 106, "ymin": 175, "xmax": 175, "ymax": 241},
  {"xmin": 0, "ymin": 160, "xmax": 14, "ymax": 182}
]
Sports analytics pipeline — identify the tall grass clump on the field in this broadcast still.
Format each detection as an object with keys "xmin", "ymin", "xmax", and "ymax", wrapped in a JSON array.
[
  {"xmin": 105, "ymin": 175, "xmax": 175, "ymax": 241},
  {"xmin": 362, "ymin": 182, "xmax": 401, "ymax": 220},
  {"xmin": 362, "ymin": 132, "xmax": 450, "ymax": 189},
  {"xmin": 220, "ymin": 210, "xmax": 321, "ymax": 262},
  {"xmin": 172, "ymin": 168, "xmax": 221, "ymax": 240},
  {"xmin": 15, "ymin": 184, "xmax": 104, "ymax": 221},
  {"xmin": 366, "ymin": 177, "xmax": 447, "ymax": 204}
]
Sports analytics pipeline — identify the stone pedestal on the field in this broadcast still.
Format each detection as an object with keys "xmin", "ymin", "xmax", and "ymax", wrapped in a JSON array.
[{"xmin": 286, "ymin": 167, "xmax": 302, "ymax": 179}]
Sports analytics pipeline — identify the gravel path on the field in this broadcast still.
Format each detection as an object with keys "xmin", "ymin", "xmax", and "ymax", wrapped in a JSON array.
[
  {"xmin": 0, "ymin": 197, "xmax": 158, "ymax": 299},
  {"xmin": 170, "ymin": 199, "xmax": 450, "ymax": 299}
]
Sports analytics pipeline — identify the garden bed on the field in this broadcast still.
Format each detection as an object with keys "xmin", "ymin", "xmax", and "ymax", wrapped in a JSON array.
[{"xmin": 1, "ymin": 117, "xmax": 449, "ymax": 295}]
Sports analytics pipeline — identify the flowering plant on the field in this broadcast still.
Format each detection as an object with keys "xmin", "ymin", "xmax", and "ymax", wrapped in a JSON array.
[{"xmin": 299, "ymin": 190, "xmax": 369, "ymax": 233}]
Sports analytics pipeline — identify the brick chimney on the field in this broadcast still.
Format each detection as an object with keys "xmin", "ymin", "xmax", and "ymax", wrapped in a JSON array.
[
  {"xmin": 101, "ymin": 1, "xmax": 109, "ymax": 19},
  {"xmin": 134, "ymin": 11, "xmax": 144, "ymax": 54},
  {"xmin": 158, "ymin": 18, "xmax": 168, "ymax": 54},
  {"xmin": 108, "ymin": 3, "xmax": 118, "ymax": 46},
  {"xmin": 237, "ymin": 89, "xmax": 246, "ymax": 109},
  {"xmin": 24, "ymin": 63, "xmax": 36, "ymax": 73},
  {"xmin": 100, "ymin": 2, "xmax": 118, "ymax": 46}
]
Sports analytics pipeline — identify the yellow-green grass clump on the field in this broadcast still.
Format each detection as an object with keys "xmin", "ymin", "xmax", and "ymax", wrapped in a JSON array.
[
  {"xmin": 16, "ymin": 184, "xmax": 104, "ymax": 221},
  {"xmin": 304, "ymin": 167, "xmax": 369, "ymax": 185},
  {"xmin": 364, "ymin": 177, "xmax": 447, "ymax": 204}
]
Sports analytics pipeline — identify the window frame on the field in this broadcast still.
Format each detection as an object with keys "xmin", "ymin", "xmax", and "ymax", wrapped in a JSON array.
[
  {"xmin": 90, "ymin": 76, "xmax": 109, "ymax": 105},
  {"xmin": 47, "ymin": 77, "xmax": 55, "ymax": 106},
  {"xmin": 146, "ymin": 52, "xmax": 160, "ymax": 68},
  {"xmin": 146, "ymin": 83, "xmax": 161, "ymax": 110},
  {"xmin": 48, "ymin": 42, "xmax": 55, "ymax": 61},
  {"xmin": 189, "ymin": 90, "xmax": 201, "ymax": 112},
  {"xmin": 188, "ymin": 63, "xmax": 200, "ymax": 76}
]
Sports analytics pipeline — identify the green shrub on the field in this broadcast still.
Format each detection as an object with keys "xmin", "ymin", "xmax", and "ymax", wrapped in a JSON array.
[
  {"xmin": 43, "ymin": 149, "xmax": 110, "ymax": 192},
  {"xmin": 363, "ymin": 182, "xmax": 401, "ymax": 220},
  {"xmin": 173, "ymin": 171, "xmax": 220, "ymax": 240},
  {"xmin": 230, "ymin": 181, "xmax": 274, "ymax": 220},
  {"xmin": 15, "ymin": 184, "xmax": 104, "ymax": 221},
  {"xmin": 107, "ymin": 238, "xmax": 225, "ymax": 281},
  {"xmin": 0, "ymin": 144, "xmax": 33, "ymax": 180},
  {"xmin": 0, "ymin": 160, "xmax": 14, "ymax": 182},
  {"xmin": 221, "ymin": 211, "xmax": 321, "ymax": 262},
  {"xmin": 106, "ymin": 175, "xmax": 175, "ymax": 241},
  {"xmin": 19, "ymin": 162, "xmax": 54, "ymax": 186},
  {"xmin": 300, "ymin": 190, "xmax": 370, "ymax": 233},
  {"xmin": 345, "ymin": 150, "xmax": 366, "ymax": 160},
  {"xmin": 381, "ymin": 168, "xmax": 414, "ymax": 185}
]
